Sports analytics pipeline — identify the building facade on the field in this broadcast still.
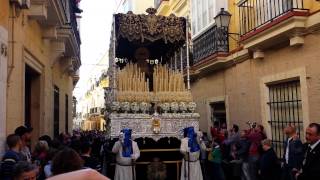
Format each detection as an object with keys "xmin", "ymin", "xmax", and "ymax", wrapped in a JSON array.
[
  {"xmin": 155, "ymin": 0, "xmax": 320, "ymax": 157},
  {"xmin": 0, "ymin": 0, "xmax": 81, "ymax": 154},
  {"xmin": 75, "ymin": 53, "xmax": 109, "ymax": 131},
  {"xmin": 155, "ymin": 0, "xmax": 189, "ymax": 16},
  {"xmin": 121, "ymin": 0, "xmax": 154, "ymax": 14}
]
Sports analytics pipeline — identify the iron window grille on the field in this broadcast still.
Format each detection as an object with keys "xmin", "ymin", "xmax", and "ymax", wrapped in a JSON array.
[{"xmin": 267, "ymin": 80, "xmax": 303, "ymax": 158}]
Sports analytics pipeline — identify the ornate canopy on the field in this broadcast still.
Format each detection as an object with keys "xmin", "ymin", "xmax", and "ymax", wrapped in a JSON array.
[{"xmin": 114, "ymin": 8, "xmax": 186, "ymax": 62}]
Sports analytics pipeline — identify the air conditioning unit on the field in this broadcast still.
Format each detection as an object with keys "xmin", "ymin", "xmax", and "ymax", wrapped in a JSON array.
[
  {"xmin": 21, "ymin": 0, "xmax": 31, "ymax": 9},
  {"xmin": 10, "ymin": 0, "xmax": 22, "ymax": 6}
]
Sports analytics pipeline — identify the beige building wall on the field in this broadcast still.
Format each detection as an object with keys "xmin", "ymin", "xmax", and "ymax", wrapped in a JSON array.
[
  {"xmin": 192, "ymin": 33, "xmax": 320, "ymax": 139},
  {"xmin": 1, "ymin": 1, "xmax": 80, "ymax": 148},
  {"xmin": 0, "ymin": 0, "xmax": 9, "ymax": 155},
  {"xmin": 0, "ymin": 26, "xmax": 8, "ymax": 155}
]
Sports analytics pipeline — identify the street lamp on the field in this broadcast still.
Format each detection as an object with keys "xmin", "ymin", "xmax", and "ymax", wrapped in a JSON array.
[
  {"xmin": 214, "ymin": 8, "xmax": 239, "ymax": 41},
  {"xmin": 214, "ymin": 8, "xmax": 231, "ymax": 28}
]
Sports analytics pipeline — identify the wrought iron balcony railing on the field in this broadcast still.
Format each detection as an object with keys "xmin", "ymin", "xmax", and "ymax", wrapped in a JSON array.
[
  {"xmin": 154, "ymin": 0, "xmax": 169, "ymax": 9},
  {"xmin": 69, "ymin": 0, "xmax": 81, "ymax": 46},
  {"xmin": 192, "ymin": 25, "xmax": 229, "ymax": 65},
  {"xmin": 238, "ymin": 0, "xmax": 306, "ymax": 36}
]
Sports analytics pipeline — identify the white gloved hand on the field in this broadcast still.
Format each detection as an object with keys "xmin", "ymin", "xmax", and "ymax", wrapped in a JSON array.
[
  {"xmin": 119, "ymin": 133, "xmax": 124, "ymax": 144},
  {"xmin": 131, "ymin": 154, "xmax": 136, "ymax": 160}
]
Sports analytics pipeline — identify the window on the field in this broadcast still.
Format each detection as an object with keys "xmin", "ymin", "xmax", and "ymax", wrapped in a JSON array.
[
  {"xmin": 191, "ymin": 0, "xmax": 197, "ymax": 33},
  {"xmin": 196, "ymin": 0, "xmax": 202, "ymax": 32},
  {"xmin": 191, "ymin": 0, "xmax": 228, "ymax": 35},
  {"xmin": 267, "ymin": 80, "xmax": 303, "ymax": 158},
  {"xmin": 208, "ymin": 0, "xmax": 214, "ymax": 22},
  {"xmin": 201, "ymin": 0, "xmax": 207, "ymax": 30}
]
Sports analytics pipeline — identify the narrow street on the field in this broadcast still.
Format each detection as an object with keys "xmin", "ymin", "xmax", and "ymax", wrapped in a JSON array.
[{"xmin": 1, "ymin": 0, "xmax": 320, "ymax": 180}]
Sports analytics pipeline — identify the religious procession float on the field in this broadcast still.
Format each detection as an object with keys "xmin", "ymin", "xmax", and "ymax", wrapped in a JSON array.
[{"xmin": 104, "ymin": 8, "xmax": 200, "ymax": 179}]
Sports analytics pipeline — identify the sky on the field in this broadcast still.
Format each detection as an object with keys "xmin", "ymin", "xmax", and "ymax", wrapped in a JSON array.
[{"xmin": 73, "ymin": 0, "xmax": 122, "ymax": 98}]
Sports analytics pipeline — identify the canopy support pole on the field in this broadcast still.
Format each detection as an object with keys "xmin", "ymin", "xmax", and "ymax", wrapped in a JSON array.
[
  {"xmin": 174, "ymin": 52, "xmax": 177, "ymax": 70},
  {"xmin": 186, "ymin": 16, "xmax": 190, "ymax": 90},
  {"xmin": 113, "ymin": 16, "xmax": 117, "ymax": 91},
  {"xmin": 180, "ymin": 47, "xmax": 183, "ymax": 72}
]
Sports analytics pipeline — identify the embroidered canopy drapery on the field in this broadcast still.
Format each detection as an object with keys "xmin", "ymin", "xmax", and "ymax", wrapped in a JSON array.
[{"xmin": 114, "ymin": 8, "xmax": 187, "ymax": 61}]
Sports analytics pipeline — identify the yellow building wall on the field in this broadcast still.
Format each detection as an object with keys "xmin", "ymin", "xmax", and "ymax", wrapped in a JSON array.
[
  {"xmin": 228, "ymin": 0, "xmax": 240, "ymax": 52},
  {"xmin": 0, "ymin": 0, "xmax": 9, "ymax": 26},
  {"xmin": 5, "ymin": 7, "xmax": 74, "ymax": 141},
  {"xmin": 157, "ymin": 0, "xmax": 189, "ymax": 17},
  {"xmin": 0, "ymin": 0, "xmax": 9, "ymax": 28},
  {"xmin": 305, "ymin": 0, "xmax": 320, "ymax": 13}
]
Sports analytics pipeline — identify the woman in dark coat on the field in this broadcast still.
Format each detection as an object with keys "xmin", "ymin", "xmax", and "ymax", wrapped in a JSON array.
[{"xmin": 259, "ymin": 139, "xmax": 281, "ymax": 180}]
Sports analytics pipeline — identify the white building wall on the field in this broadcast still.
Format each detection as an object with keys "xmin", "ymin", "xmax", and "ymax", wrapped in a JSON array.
[{"xmin": 0, "ymin": 26, "xmax": 8, "ymax": 156}]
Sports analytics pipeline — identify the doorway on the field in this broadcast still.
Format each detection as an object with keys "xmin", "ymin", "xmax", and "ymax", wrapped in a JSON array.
[
  {"xmin": 209, "ymin": 101, "xmax": 227, "ymax": 128},
  {"xmin": 25, "ymin": 64, "xmax": 41, "ymax": 142}
]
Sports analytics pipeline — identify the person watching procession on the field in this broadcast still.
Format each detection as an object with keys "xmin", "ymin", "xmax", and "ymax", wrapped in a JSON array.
[
  {"xmin": 296, "ymin": 123, "xmax": 320, "ymax": 180},
  {"xmin": 14, "ymin": 126, "xmax": 33, "ymax": 163},
  {"xmin": 281, "ymin": 124, "xmax": 304, "ymax": 180},
  {"xmin": 12, "ymin": 161, "xmax": 37, "ymax": 180},
  {"xmin": 0, "ymin": 134, "xmax": 22, "ymax": 180},
  {"xmin": 259, "ymin": 139, "xmax": 281, "ymax": 180}
]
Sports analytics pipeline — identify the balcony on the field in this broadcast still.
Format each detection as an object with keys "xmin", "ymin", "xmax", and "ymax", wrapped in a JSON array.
[
  {"xmin": 192, "ymin": 25, "xmax": 229, "ymax": 66},
  {"xmin": 90, "ymin": 107, "xmax": 103, "ymax": 116},
  {"xmin": 69, "ymin": 0, "xmax": 81, "ymax": 46},
  {"xmin": 238, "ymin": 0, "xmax": 309, "ymax": 50},
  {"xmin": 57, "ymin": 0, "xmax": 81, "ymax": 71}
]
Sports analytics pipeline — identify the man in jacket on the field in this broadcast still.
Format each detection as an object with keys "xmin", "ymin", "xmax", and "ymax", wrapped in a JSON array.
[
  {"xmin": 297, "ymin": 123, "xmax": 320, "ymax": 180},
  {"xmin": 281, "ymin": 125, "xmax": 304, "ymax": 180}
]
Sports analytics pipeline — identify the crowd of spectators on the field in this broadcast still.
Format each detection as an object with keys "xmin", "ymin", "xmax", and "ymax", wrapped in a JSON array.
[
  {"xmin": 0, "ymin": 127, "xmax": 108, "ymax": 180},
  {"xmin": 200, "ymin": 122, "xmax": 320, "ymax": 180},
  {"xmin": 1, "ymin": 121, "xmax": 319, "ymax": 180}
]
